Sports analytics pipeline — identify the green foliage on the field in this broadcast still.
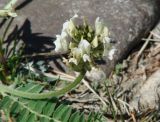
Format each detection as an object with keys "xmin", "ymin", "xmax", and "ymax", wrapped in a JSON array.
[
  {"xmin": 0, "ymin": 39, "xmax": 23, "ymax": 84},
  {"xmin": 0, "ymin": 82, "xmax": 103, "ymax": 122},
  {"xmin": 115, "ymin": 63, "xmax": 123, "ymax": 75},
  {"xmin": 0, "ymin": 18, "xmax": 24, "ymax": 84}
]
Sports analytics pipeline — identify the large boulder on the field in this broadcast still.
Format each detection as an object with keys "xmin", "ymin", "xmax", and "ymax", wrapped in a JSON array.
[{"xmin": 0, "ymin": 0, "xmax": 160, "ymax": 77}]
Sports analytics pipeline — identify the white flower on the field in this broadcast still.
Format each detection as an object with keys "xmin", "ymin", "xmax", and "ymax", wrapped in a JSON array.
[
  {"xmin": 108, "ymin": 48, "xmax": 117, "ymax": 60},
  {"xmin": 83, "ymin": 54, "xmax": 91, "ymax": 62},
  {"xmin": 69, "ymin": 39, "xmax": 91, "ymax": 65},
  {"xmin": 101, "ymin": 26, "xmax": 109, "ymax": 38},
  {"xmin": 62, "ymin": 14, "xmax": 78, "ymax": 31},
  {"xmin": 95, "ymin": 17, "xmax": 109, "ymax": 40},
  {"xmin": 95, "ymin": 17, "xmax": 108, "ymax": 36},
  {"xmin": 72, "ymin": 47, "xmax": 83, "ymax": 61},
  {"xmin": 54, "ymin": 31, "xmax": 70, "ymax": 53},
  {"xmin": 78, "ymin": 39, "xmax": 91, "ymax": 54},
  {"xmin": 62, "ymin": 21, "xmax": 70, "ymax": 32},
  {"xmin": 69, "ymin": 47, "xmax": 82, "ymax": 65},
  {"xmin": 77, "ymin": 39, "xmax": 91, "ymax": 63},
  {"xmin": 62, "ymin": 14, "xmax": 79, "ymax": 37},
  {"xmin": 95, "ymin": 17, "xmax": 104, "ymax": 35}
]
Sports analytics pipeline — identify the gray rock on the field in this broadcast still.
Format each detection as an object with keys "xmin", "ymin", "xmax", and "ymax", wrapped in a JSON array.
[
  {"xmin": 0, "ymin": 0, "xmax": 160, "ymax": 76},
  {"xmin": 129, "ymin": 69, "xmax": 160, "ymax": 112},
  {"xmin": 152, "ymin": 20, "xmax": 160, "ymax": 40}
]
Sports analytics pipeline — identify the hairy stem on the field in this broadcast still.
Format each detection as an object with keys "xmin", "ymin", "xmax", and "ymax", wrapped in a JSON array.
[{"xmin": 0, "ymin": 72, "xmax": 85, "ymax": 99}]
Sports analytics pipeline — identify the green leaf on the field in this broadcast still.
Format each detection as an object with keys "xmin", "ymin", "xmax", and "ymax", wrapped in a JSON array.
[
  {"xmin": 60, "ymin": 106, "xmax": 72, "ymax": 122},
  {"xmin": 34, "ymin": 100, "xmax": 48, "ymax": 113},
  {"xmin": 0, "ymin": 83, "xmax": 101, "ymax": 122},
  {"xmin": 27, "ymin": 113, "xmax": 36, "ymax": 122},
  {"xmin": 43, "ymin": 100, "xmax": 57, "ymax": 116},
  {"xmin": 0, "ymin": 96, "xmax": 12, "ymax": 110},
  {"xmin": 10, "ymin": 101, "xmax": 21, "ymax": 114},
  {"xmin": 53, "ymin": 104, "xmax": 71, "ymax": 121},
  {"xmin": 69, "ymin": 111, "xmax": 80, "ymax": 122},
  {"xmin": 17, "ymin": 108, "xmax": 30, "ymax": 122},
  {"xmin": 79, "ymin": 112, "xmax": 85, "ymax": 122}
]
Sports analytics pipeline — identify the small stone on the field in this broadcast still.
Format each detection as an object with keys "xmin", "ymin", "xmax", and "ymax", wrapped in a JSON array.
[
  {"xmin": 86, "ymin": 67, "xmax": 106, "ymax": 82},
  {"xmin": 129, "ymin": 69, "xmax": 160, "ymax": 112}
]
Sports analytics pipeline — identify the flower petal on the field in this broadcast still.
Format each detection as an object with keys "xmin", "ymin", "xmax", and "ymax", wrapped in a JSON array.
[
  {"xmin": 78, "ymin": 39, "xmax": 91, "ymax": 54},
  {"xmin": 83, "ymin": 54, "xmax": 91, "ymax": 62},
  {"xmin": 54, "ymin": 32, "xmax": 70, "ymax": 53},
  {"xmin": 62, "ymin": 21, "xmax": 69, "ymax": 32},
  {"xmin": 54, "ymin": 35, "xmax": 62, "ymax": 52},
  {"xmin": 62, "ymin": 14, "xmax": 79, "ymax": 37},
  {"xmin": 72, "ymin": 47, "xmax": 83, "ymax": 62},
  {"xmin": 101, "ymin": 27, "xmax": 109, "ymax": 37},
  {"xmin": 95, "ymin": 17, "xmax": 104, "ymax": 35},
  {"xmin": 91, "ymin": 36, "xmax": 98, "ymax": 48}
]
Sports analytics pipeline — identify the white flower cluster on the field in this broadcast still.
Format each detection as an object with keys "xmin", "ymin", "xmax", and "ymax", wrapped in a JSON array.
[
  {"xmin": 54, "ymin": 14, "xmax": 116, "ymax": 71},
  {"xmin": 69, "ymin": 39, "xmax": 91, "ymax": 65}
]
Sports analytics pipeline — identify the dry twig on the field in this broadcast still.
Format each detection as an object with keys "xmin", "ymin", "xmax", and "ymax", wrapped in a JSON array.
[{"xmin": 134, "ymin": 33, "xmax": 152, "ymax": 69}]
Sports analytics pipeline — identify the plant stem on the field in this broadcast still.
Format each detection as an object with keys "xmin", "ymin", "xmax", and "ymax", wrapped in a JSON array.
[
  {"xmin": 0, "ymin": 50, "xmax": 10, "ymax": 84},
  {"xmin": 0, "ymin": 72, "xmax": 86, "ymax": 99}
]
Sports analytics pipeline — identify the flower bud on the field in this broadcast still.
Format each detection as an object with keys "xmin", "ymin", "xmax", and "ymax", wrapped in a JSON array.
[
  {"xmin": 91, "ymin": 36, "xmax": 98, "ymax": 48},
  {"xmin": 62, "ymin": 14, "xmax": 79, "ymax": 37}
]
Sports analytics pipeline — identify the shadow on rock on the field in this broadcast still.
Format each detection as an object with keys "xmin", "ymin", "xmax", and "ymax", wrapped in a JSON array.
[{"xmin": 4, "ymin": 19, "xmax": 55, "ymax": 55}]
